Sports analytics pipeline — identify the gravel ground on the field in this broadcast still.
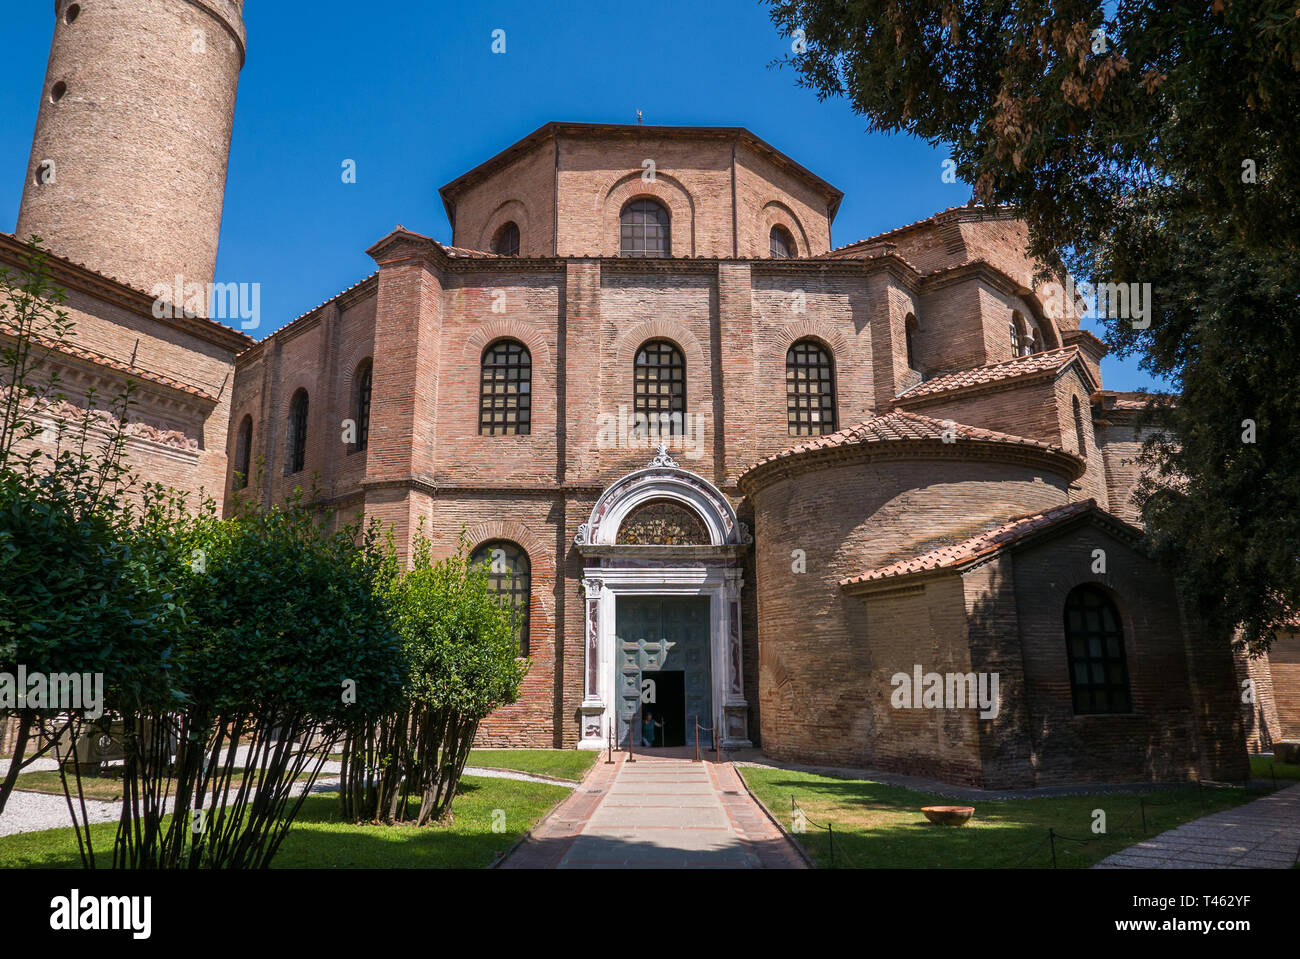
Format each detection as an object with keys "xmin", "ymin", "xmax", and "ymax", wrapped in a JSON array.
[
  {"xmin": 0, "ymin": 750, "xmax": 569, "ymax": 837},
  {"xmin": 0, "ymin": 789, "xmax": 119, "ymax": 838}
]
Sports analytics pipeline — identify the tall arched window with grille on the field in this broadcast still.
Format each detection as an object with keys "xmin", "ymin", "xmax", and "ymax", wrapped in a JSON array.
[
  {"xmin": 353, "ymin": 359, "xmax": 372, "ymax": 452},
  {"xmin": 1009, "ymin": 311, "xmax": 1029, "ymax": 356},
  {"xmin": 786, "ymin": 339, "xmax": 836, "ymax": 436},
  {"xmin": 769, "ymin": 225, "xmax": 795, "ymax": 258},
  {"xmin": 1064, "ymin": 585, "xmax": 1132, "ymax": 714},
  {"xmin": 233, "ymin": 414, "xmax": 252, "ymax": 491},
  {"xmin": 492, "ymin": 221, "xmax": 520, "ymax": 256},
  {"xmin": 285, "ymin": 390, "xmax": 308, "ymax": 475},
  {"xmin": 620, "ymin": 199, "xmax": 671, "ymax": 257},
  {"xmin": 633, "ymin": 339, "xmax": 685, "ymax": 436},
  {"xmin": 470, "ymin": 540, "xmax": 531, "ymax": 656},
  {"xmin": 479, "ymin": 340, "xmax": 532, "ymax": 435}
]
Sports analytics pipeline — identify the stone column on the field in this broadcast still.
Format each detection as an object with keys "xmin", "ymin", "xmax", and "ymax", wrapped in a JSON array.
[
  {"xmin": 721, "ymin": 568, "xmax": 752, "ymax": 747},
  {"xmin": 578, "ymin": 575, "xmax": 606, "ymax": 749}
]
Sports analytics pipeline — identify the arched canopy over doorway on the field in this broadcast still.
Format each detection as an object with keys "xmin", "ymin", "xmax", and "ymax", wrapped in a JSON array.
[{"xmin": 574, "ymin": 446, "xmax": 752, "ymax": 750}]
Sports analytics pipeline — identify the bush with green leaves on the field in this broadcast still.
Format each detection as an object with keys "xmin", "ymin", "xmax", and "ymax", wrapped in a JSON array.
[
  {"xmin": 0, "ymin": 239, "xmax": 177, "ymax": 817},
  {"xmin": 107, "ymin": 497, "xmax": 406, "ymax": 869},
  {"xmin": 1, "ymin": 240, "xmax": 407, "ymax": 869},
  {"xmin": 340, "ymin": 532, "xmax": 527, "ymax": 826}
]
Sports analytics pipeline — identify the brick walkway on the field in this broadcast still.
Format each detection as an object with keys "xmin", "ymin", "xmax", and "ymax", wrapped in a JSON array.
[
  {"xmin": 498, "ymin": 749, "xmax": 805, "ymax": 869},
  {"xmin": 1094, "ymin": 782, "xmax": 1300, "ymax": 869}
]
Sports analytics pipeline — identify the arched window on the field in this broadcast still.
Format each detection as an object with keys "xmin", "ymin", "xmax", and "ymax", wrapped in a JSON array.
[
  {"xmin": 480, "ymin": 340, "xmax": 531, "ymax": 435},
  {"xmin": 1064, "ymin": 585, "xmax": 1131, "ymax": 714},
  {"xmin": 786, "ymin": 339, "xmax": 836, "ymax": 436},
  {"xmin": 1072, "ymin": 395, "xmax": 1088, "ymax": 455},
  {"xmin": 1009, "ymin": 311, "xmax": 1030, "ymax": 356},
  {"xmin": 620, "ymin": 199, "xmax": 670, "ymax": 257},
  {"xmin": 353, "ymin": 360, "xmax": 372, "ymax": 453},
  {"xmin": 905, "ymin": 314, "xmax": 919, "ymax": 371},
  {"xmin": 285, "ymin": 390, "xmax": 308, "ymax": 475},
  {"xmin": 633, "ymin": 339, "xmax": 685, "ymax": 436},
  {"xmin": 471, "ymin": 541, "xmax": 530, "ymax": 656},
  {"xmin": 233, "ymin": 415, "xmax": 252, "ymax": 491},
  {"xmin": 492, "ymin": 221, "xmax": 520, "ymax": 256},
  {"xmin": 769, "ymin": 225, "xmax": 795, "ymax": 258}
]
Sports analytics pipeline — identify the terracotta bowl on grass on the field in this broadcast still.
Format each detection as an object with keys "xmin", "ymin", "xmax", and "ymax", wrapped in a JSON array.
[{"xmin": 922, "ymin": 805, "xmax": 975, "ymax": 826}]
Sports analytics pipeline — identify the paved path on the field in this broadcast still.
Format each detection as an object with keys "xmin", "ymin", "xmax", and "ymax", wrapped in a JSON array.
[
  {"xmin": 499, "ymin": 750, "xmax": 805, "ymax": 869},
  {"xmin": 1095, "ymin": 782, "xmax": 1300, "ymax": 869}
]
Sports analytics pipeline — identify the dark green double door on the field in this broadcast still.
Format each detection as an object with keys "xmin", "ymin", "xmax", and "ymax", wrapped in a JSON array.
[{"xmin": 615, "ymin": 596, "xmax": 711, "ymax": 747}]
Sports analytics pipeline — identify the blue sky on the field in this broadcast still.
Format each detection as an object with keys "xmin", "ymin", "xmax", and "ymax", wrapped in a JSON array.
[{"xmin": 0, "ymin": 0, "xmax": 1159, "ymax": 391}]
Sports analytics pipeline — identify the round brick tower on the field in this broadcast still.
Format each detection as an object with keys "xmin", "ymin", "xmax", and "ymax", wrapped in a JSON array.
[{"xmin": 16, "ymin": 0, "xmax": 246, "ymax": 299}]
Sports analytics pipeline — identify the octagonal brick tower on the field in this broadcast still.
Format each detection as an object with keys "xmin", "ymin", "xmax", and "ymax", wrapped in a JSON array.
[{"xmin": 16, "ymin": 0, "xmax": 246, "ymax": 301}]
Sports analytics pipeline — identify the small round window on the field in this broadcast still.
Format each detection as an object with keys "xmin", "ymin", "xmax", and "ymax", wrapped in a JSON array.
[
  {"xmin": 50, "ymin": 81, "xmax": 68, "ymax": 103},
  {"xmin": 65, "ymin": 4, "xmax": 82, "ymax": 24}
]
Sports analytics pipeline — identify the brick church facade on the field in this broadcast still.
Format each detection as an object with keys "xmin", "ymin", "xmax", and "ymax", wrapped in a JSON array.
[{"xmin": 6, "ymin": 1, "xmax": 1296, "ymax": 785}]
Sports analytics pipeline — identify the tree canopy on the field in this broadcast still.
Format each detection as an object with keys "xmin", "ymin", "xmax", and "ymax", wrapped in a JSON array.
[{"xmin": 768, "ymin": 0, "xmax": 1300, "ymax": 649}]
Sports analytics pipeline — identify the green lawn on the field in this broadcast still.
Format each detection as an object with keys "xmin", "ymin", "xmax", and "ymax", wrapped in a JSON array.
[
  {"xmin": 13, "ymin": 766, "xmax": 316, "ymax": 801},
  {"xmin": 326, "ymin": 748, "xmax": 599, "ymax": 782},
  {"xmin": 1250, "ymin": 754, "xmax": 1300, "ymax": 781},
  {"xmin": 465, "ymin": 749, "xmax": 599, "ymax": 782},
  {"xmin": 0, "ymin": 775, "xmax": 571, "ymax": 869},
  {"xmin": 740, "ymin": 766, "xmax": 1272, "ymax": 869}
]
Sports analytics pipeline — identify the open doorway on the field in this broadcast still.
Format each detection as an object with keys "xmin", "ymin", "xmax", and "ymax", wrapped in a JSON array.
[{"xmin": 641, "ymin": 669, "xmax": 685, "ymax": 747}]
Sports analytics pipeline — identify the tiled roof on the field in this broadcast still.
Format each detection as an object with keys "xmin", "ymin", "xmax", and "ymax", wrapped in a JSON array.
[
  {"xmin": 0, "ymin": 233, "xmax": 254, "ymax": 349},
  {"xmin": 745, "ymin": 409, "xmax": 1067, "ymax": 474},
  {"xmin": 820, "ymin": 205, "xmax": 1017, "ymax": 258},
  {"xmin": 840, "ymin": 499, "xmax": 1100, "ymax": 587},
  {"xmin": 0, "ymin": 323, "xmax": 217, "ymax": 402},
  {"xmin": 272, "ymin": 271, "xmax": 380, "ymax": 339},
  {"xmin": 896, "ymin": 347, "xmax": 1085, "ymax": 403},
  {"xmin": 1093, "ymin": 390, "xmax": 1174, "ymax": 411}
]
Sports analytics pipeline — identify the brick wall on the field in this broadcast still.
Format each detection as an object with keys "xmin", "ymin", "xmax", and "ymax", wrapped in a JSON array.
[
  {"xmin": 226, "ymin": 142, "xmax": 1181, "ymax": 763},
  {"xmin": 1267, "ymin": 633, "xmax": 1300, "ymax": 740},
  {"xmin": 0, "ymin": 238, "xmax": 245, "ymax": 509},
  {"xmin": 748, "ymin": 450, "xmax": 1071, "ymax": 771},
  {"xmin": 446, "ymin": 126, "xmax": 835, "ymax": 260},
  {"xmin": 1234, "ymin": 646, "xmax": 1282, "ymax": 751},
  {"xmin": 1010, "ymin": 525, "xmax": 1247, "ymax": 785},
  {"xmin": 17, "ymin": 0, "xmax": 244, "ymax": 298}
]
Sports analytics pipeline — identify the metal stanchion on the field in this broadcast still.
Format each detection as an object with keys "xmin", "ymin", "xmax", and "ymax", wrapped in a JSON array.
[
  {"xmin": 605, "ymin": 723, "xmax": 614, "ymax": 764},
  {"xmin": 626, "ymin": 713, "xmax": 636, "ymax": 763},
  {"xmin": 694, "ymin": 718, "xmax": 700, "ymax": 763}
]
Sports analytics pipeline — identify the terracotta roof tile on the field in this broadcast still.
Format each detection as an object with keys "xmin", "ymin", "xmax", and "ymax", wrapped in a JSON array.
[
  {"xmin": 746, "ymin": 409, "xmax": 1066, "ymax": 474},
  {"xmin": 840, "ymin": 499, "xmax": 1099, "ymax": 587},
  {"xmin": 895, "ymin": 347, "xmax": 1083, "ymax": 403},
  {"xmin": 819, "ymin": 205, "xmax": 1016, "ymax": 258},
  {"xmin": 1093, "ymin": 389, "xmax": 1174, "ymax": 411},
  {"xmin": 0, "ymin": 323, "xmax": 217, "ymax": 402},
  {"xmin": 0, "ymin": 232, "xmax": 254, "ymax": 347}
]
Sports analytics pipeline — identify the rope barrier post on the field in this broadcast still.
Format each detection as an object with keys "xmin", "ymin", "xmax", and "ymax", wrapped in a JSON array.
[
  {"xmin": 626, "ymin": 713, "xmax": 635, "ymax": 764},
  {"xmin": 828, "ymin": 822, "xmax": 834, "ymax": 867},
  {"xmin": 606, "ymin": 723, "xmax": 613, "ymax": 764},
  {"xmin": 1049, "ymin": 828, "xmax": 1057, "ymax": 869},
  {"xmin": 694, "ymin": 718, "xmax": 699, "ymax": 763}
]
